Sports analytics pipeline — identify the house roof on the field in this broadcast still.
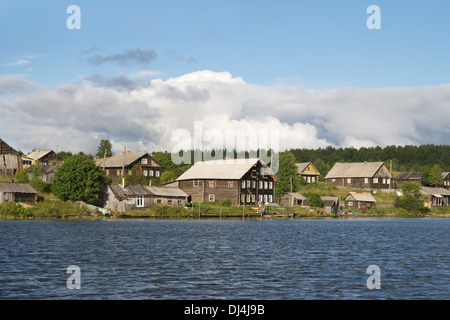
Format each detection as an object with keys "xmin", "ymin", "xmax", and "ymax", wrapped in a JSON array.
[
  {"xmin": 396, "ymin": 172, "xmax": 422, "ymax": 180},
  {"xmin": 107, "ymin": 184, "xmax": 187, "ymax": 199},
  {"xmin": 27, "ymin": 164, "xmax": 58, "ymax": 175},
  {"xmin": 284, "ymin": 192, "xmax": 307, "ymax": 200},
  {"xmin": 0, "ymin": 182, "xmax": 37, "ymax": 194},
  {"xmin": 295, "ymin": 162, "xmax": 320, "ymax": 175},
  {"xmin": 421, "ymin": 187, "xmax": 450, "ymax": 197},
  {"xmin": 321, "ymin": 196, "xmax": 339, "ymax": 205},
  {"xmin": 96, "ymin": 152, "xmax": 149, "ymax": 168},
  {"xmin": 26, "ymin": 149, "xmax": 53, "ymax": 160},
  {"xmin": 176, "ymin": 158, "xmax": 277, "ymax": 181},
  {"xmin": 345, "ymin": 192, "xmax": 376, "ymax": 202},
  {"xmin": 0, "ymin": 138, "xmax": 19, "ymax": 155},
  {"xmin": 441, "ymin": 172, "xmax": 450, "ymax": 179},
  {"xmin": 325, "ymin": 162, "xmax": 390, "ymax": 179}
]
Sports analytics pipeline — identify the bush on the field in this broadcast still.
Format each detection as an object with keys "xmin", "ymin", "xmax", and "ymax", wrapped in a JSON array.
[
  {"xmin": 0, "ymin": 202, "xmax": 28, "ymax": 219},
  {"xmin": 304, "ymin": 192, "xmax": 322, "ymax": 207}
]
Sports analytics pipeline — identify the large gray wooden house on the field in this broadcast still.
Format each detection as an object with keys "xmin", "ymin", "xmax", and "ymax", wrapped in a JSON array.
[{"xmin": 0, "ymin": 138, "xmax": 22, "ymax": 177}]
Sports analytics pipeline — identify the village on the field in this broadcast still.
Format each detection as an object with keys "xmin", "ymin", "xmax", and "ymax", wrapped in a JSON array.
[{"xmin": 1, "ymin": 137, "xmax": 449, "ymax": 219}]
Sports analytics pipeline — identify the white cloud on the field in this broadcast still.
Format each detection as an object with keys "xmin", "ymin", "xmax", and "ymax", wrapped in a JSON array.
[
  {"xmin": 1, "ymin": 70, "xmax": 449, "ymax": 155},
  {"xmin": 3, "ymin": 59, "xmax": 31, "ymax": 67}
]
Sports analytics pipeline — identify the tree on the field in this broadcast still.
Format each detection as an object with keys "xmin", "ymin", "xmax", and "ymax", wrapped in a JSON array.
[
  {"xmin": 124, "ymin": 163, "xmax": 148, "ymax": 185},
  {"xmin": 275, "ymin": 151, "xmax": 302, "ymax": 197},
  {"xmin": 96, "ymin": 139, "xmax": 112, "ymax": 158},
  {"xmin": 423, "ymin": 164, "xmax": 444, "ymax": 187},
  {"xmin": 305, "ymin": 192, "xmax": 322, "ymax": 207},
  {"xmin": 160, "ymin": 170, "xmax": 178, "ymax": 184},
  {"xmin": 394, "ymin": 182, "xmax": 429, "ymax": 214},
  {"xmin": 53, "ymin": 153, "xmax": 107, "ymax": 203}
]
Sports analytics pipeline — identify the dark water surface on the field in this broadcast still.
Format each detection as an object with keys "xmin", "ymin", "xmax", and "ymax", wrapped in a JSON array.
[{"xmin": 0, "ymin": 218, "xmax": 448, "ymax": 299}]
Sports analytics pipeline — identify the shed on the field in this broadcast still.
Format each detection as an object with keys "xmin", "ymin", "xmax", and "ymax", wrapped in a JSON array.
[
  {"xmin": 280, "ymin": 192, "xmax": 307, "ymax": 207},
  {"xmin": 321, "ymin": 196, "xmax": 340, "ymax": 214},
  {"xmin": 420, "ymin": 187, "xmax": 450, "ymax": 208},
  {"xmin": 0, "ymin": 182, "xmax": 38, "ymax": 204},
  {"xmin": 343, "ymin": 192, "xmax": 376, "ymax": 210}
]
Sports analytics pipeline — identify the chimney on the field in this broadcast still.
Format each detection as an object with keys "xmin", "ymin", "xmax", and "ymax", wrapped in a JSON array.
[
  {"xmin": 126, "ymin": 150, "xmax": 131, "ymax": 155},
  {"xmin": 37, "ymin": 148, "xmax": 40, "ymax": 152}
]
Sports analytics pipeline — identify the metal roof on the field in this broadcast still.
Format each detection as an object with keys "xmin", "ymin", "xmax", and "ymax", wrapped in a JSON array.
[
  {"xmin": 0, "ymin": 182, "xmax": 37, "ymax": 194},
  {"xmin": 325, "ymin": 162, "xmax": 390, "ymax": 179},
  {"xmin": 344, "ymin": 192, "xmax": 376, "ymax": 202},
  {"xmin": 176, "ymin": 158, "xmax": 277, "ymax": 181}
]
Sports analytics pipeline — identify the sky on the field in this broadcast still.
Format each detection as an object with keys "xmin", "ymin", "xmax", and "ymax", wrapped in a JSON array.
[{"xmin": 1, "ymin": 0, "xmax": 449, "ymax": 156}]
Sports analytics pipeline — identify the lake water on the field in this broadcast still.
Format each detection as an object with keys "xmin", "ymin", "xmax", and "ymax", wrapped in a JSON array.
[{"xmin": 0, "ymin": 218, "xmax": 448, "ymax": 300}]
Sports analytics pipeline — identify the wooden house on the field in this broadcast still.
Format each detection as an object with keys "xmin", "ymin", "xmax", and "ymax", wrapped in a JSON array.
[
  {"xmin": 26, "ymin": 149, "xmax": 63, "ymax": 166},
  {"xmin": 296, "ymin": 162, "xmax": 320, "ymax": 183},
  {"xmin": 27, "ymin": 164, "xmax": 59, "ymax": 183},
  {"xmin": 0, "ymin": 182, "xmax": 37, "ymax": 204},
  {"xmin": 321, "ymin": 196, "xmax": 340, "ymax": 214},
  {"xmin": 343, "ymin": 192, "xmax": 376, "ymax": 210},
  {"xmin": 99, "ymin": 184, "xmax": 188, "ymax": 212},
  {"xmin": 95, "ymin": 151, "xmax": 163, "ymax": 183},
  {"xmin": 420, "ymin": 187, "xmax": 450, "ymax": 208},
  {"xmin": 395, "ymin": 172, "xmax": 422, "ymax": 187},
  {"xmin": 172, "ymin": 158, "xmax": 277, "ymax": 205},
  {"xmin": 325, "ymin": 162, "xmax": 393, "ymax": 189},
  {"xmin": 280, "ymin": 192, "xmax": 307, "ymax": 207},
  {"xmin": 0, "ymin": 138, "xmax": 22, "ymax": 176},
  {"xmin": 441, "ymin": 172, "xmax": 450, "ymax": 189}
]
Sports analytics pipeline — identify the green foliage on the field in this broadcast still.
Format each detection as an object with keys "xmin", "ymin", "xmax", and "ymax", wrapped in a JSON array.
[
  {"xmin": 15, "ymin": 168, "xmax": 29, "ymax": 183},
  {"xmin": 423, "ymin": 164, "xmax": 444, "ymax": 187},
  {"xmin": 275, "ymin": 151, "xmax": 302, "ymax": 197},
  {"xmin": 96, "ymin": 139, "xmax": 112, "ymax": 158},
  {"xmin": 53, "ymin": 153, "xmax": 107, "ymax": 203},
  {"xmin": 57, "ymin": 151, "xmax": 73, "ymax": 160},
  {"xmin": 394, "ymin": 182, "xmax": 430, "ymax": 214},
  {"xmin": 28, "ymin": 162, "xmax": 51, "ymax": 193},
  {"xmin": 160, "ymin": 170, "xmax": 178, "ymax": 184},
  {"xmin": 304, "ymin": 192, "xmax": 322, "ymax": 207},
  {"xmin": 220, "ymin": 199, "xmax": 232, "ymax": 207},
  {"xmin": 0, "ymin": 202, "xmax": 27, "ymax": 218},
  {"xmin": 124, "ymin": 163, "xmax": 148, "ymax": 185}
]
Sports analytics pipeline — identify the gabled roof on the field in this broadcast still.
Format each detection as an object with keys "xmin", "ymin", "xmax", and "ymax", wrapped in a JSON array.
[
  {"xmin": 441, "ymin": 172, "xmax": 450, "ymax": 179},
  {"xmin": 0, "ymin": 182, "xmax": 37, "ymax": 194},
  {"xmin": 296, "ymin": 162, "xmax": 320, "ymax": 175},
  {"xmin": 147, "ymin": 186, "xmax": 188, "ymax": 197},
  {"xmin": 321, "ymin": 196, "xmax": 339, "ymax": 205},
  {"xmin": 176, "ymin": 158, "xmax": 277, "ymax": 181},
  {"xmin": 421, "ymin": 186, "xmax": 450, "ymax": 197},
  {"xmin": 0, "ymin": 138, "xmax": 19, "ymax": 155},
  {"xmin": 344, "ymin": 192, "xmax": 376, "ymax": 202},
  {"xmin": 26, "ymin": 149, "xmax": 53, "ymax": 160},
  {"xmin": 96, "ymin": 152, "xmax": 153, "ymax": 168},
  {"xmin": 325, "ymin": 162, "xmax": 390, "ymax": 179},
  {"xmin": 284, "ymin": 192, "xmax": 307, "ymax": 200},
  {"xmin": 396, "ymin": 172, "xmax": 422, "ymax": 180}
]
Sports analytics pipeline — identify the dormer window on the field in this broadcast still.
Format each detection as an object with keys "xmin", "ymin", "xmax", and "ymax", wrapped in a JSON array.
[{"xmin": 141, "ymin": 158, "xmax": 148, "ymax": 165}]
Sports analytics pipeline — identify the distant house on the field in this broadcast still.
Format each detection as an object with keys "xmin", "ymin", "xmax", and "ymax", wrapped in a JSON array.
[
  {"xmin": 441, "ymin": 172, "xmax": 450, "ymax": 189},
  {"xmin": 296, "ymin": 162, "xmax": 320, "ymax": 183},
  {"xmin": 26, "ymin": 149, "xmax": 63, "ymax": 166},
  {"xmin": 27, "ymin": 164, "xmax": 59, "ymax": 183},
  {"xmin": 95, "ymin": 151, "xmax": 163, "ymax": 183},
  {"xmin": 171, "ymin": 158, "xmax": 277, "ymax": 205},
  {"xmin": 0, "ymin": 182, "xmax": 37, "ymax": 204},
  {"xmin": 0, "ymin": 138, "xmax": 22, "ymax": 176},
  {"xmin": 99, "ymin": 184, "xmax": 188, "ymax": 212},
  {"xmin": 325, "ymin": 162, "xmax": 393, "ymax": 189},
  {"xmin": 343, "ymin": 192, "xmax": 376, "ymax": 210},
  {"xmin": 395, "ymin": 172, "xmax": 422, "ymax": 187},
  {"xmin": 280, "ymin": 192, "xmax": 307, "ymax": 207},
  {"xmin": 420, "ymin": 187, "xmax": 450, "ymax": 208},
  {"xmin": 321, "ymin": 196, "xmax": 340, "ymax": 214}
]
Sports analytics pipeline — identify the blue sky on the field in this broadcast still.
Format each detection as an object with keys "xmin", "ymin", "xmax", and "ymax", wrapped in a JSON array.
[
  {"xmin": 2, "ymin": 0, "xmax": 449, "ymax": 88},
  {"xmin": 1, "ymin": 1, "xmax": 449, "ymax": 154}
]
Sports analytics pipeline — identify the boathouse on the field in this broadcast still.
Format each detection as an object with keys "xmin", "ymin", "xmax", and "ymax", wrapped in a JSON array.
[{"xmin": 0, "ymin": 182, "xmax": 38, "ymax": 204}]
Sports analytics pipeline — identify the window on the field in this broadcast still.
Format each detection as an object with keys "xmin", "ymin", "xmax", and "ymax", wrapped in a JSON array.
[
  {"xmin": 264, "ymin": 194, "xmax": 268, "ymax": 203},
  {"xmin": 246, "ymin": 180, "xmax": 251, "ymax": 188},
  {"xmin": 177, "ymin": 199, "xmax": 182, "ymax": 205},
  {"xmin": 149, "ymin": 170, "xmax": 154, "ymax": 177},
  {"xmin": 209, "ymin": 194, "xmax": 215, "ymax": 202},
  {"xmin": 348, "ymin": 201, "xmax": 353, "ymax": 206},
  {"xmin": 259, "ymin": 195, "xmax": 263, "ymax": 203},
  {"xmin": 387, "ymin": 178, "xmax": 390, "ymax": 185},
  {"xmin": 141, "ymin": 158, "xmax": 148, "ymax": 165},
  {"xmin": 209, "ymin": 180, "xmax": 215, "ymax": 188},
  {"xmin": 193, "ymin": 180, "xmax": 199, "ymax": 187},
  {"xmin": 156, "ymin": 199, "xmax": 162, "ymax": 204},
  {"xmin": 246, "ymin": 194, "xmax": 251, "ymax": 203},
  {"xmin": 241, "ymin": 194, "xmax": 245, "ymax": 203},
  {"xmin": 251, "ymin": 195, "xmax": 255, "ymax": 203},
  {"xmin": 373, "ymin": 178, "xmax": 378, "ymax": 183},
  {"xmin": 242, "ymin": 180, "xmax": 246, "ymax": 188},
  {"xmin": 269, "ymin": 181, "xmax": 273, "ymax": 189},
  {"xmin": 264, "ymin": 181, "xmax": 268, "ymax": 189},
  {"xmin": 228, "ymin": 181, "xmax": 233, "ymax": 188},
  {"xmin": 259, "ymin": 181, "xmax": 263, "ymax": 189},
  {"xmin": 307, "ymin": 176, "xmax": 311, "ymax": 183},
  {"xmin": 347, "ymin": 178, "xmax": 352, "ymax": 184},
  {"xmin": 168, "ymin": 199, "xmax": 173, "ymax": 205},
  {"xmin": 382, "ymin": 178, "xmax": 386, "ymax": 184},
  {"xmin": 364, "ymin": 178, "xmax": 368, "ymax": 184},
  {"xmin": 268, "ymin": 195, "xmax": 273, "ymax": 203},
  {"xmin": 252, "ymin": 180, "xmax": 256, "ymax": 188},
  {"xmin": 155, "ymin": 171, "xmax": 160, "ymax": 177},
  {"xmin": 136, "ymin": 196, "xmax": 144, "ymax": 208},
  {"xmin": 143, "ymin": 170, "xmax": 148, "ymax": 176}
]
